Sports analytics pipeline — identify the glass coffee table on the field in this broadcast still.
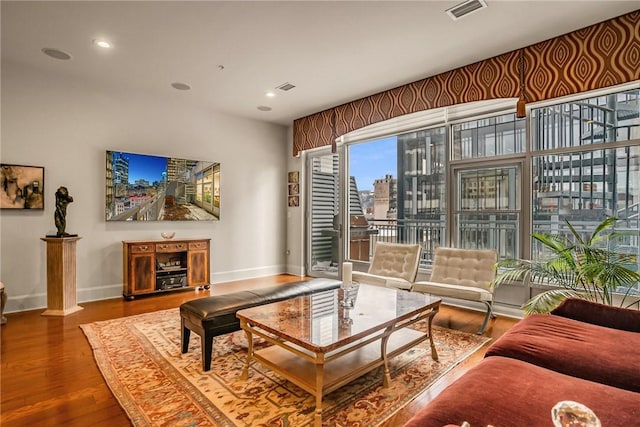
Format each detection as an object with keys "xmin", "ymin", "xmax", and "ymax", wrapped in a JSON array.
[{"xmin": 236, "ymin": 283, "xmax": 441, "ymax": 427}]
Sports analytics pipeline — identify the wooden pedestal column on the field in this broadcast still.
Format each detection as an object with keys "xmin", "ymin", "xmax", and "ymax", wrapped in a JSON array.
[{"xmin": 41, "ymin": 236, "xmax": 83, "ymax": 316}]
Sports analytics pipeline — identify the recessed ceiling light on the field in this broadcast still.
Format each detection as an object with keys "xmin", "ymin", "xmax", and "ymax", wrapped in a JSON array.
[
  {"xmin": 93, "ymin": 39, "xmax": 112, "ymax": 49},
  {"xmin": 257, "ymin": 106, "xmax": 272, "ymax": 112},
  {"xmin": 265, "ymin": 92, "xmax": 276, "ymax": 98},
  {"xmin": 41, "ymin": 48, "xmax": 72, "ymax": 60},
  {"xmin": 171, "ymin": 82, "xmax": 191, "ymax": 91}
]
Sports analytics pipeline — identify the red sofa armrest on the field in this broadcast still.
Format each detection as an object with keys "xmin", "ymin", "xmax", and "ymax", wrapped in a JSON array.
[{"xmin": 550, "ymin": 298, "xmax": 640, "ymax": 332}]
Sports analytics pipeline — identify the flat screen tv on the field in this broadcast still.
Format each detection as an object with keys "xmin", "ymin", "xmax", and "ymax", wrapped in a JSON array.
[{"xmin": 105, "ymin": 150, "xmax": 220, "ymax": 221}]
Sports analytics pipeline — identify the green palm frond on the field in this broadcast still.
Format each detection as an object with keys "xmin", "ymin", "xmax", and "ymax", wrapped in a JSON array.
[
  {"xmin": 493, "ymin": 217, "xmax": 640, "ymax": 314},
  {"xmin": 522, "ymin": 289, "xmax": 584, "ymax": 314},
  {"xmin": 587, "ymin": 216, "xmax": 618, "ymax": 246}
]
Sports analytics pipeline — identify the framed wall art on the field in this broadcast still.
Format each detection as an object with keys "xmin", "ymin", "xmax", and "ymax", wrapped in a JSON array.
[
  {"xmin": 0, "ymin": 164, "xmax": 45, "ymax": 209},
  {"xmin": 105, "ymin": 150, "xmax": 220, "ymax": 221},
  {"xmin": 287, "ymin": 171, "xmax": 299, "ymax": 207}
]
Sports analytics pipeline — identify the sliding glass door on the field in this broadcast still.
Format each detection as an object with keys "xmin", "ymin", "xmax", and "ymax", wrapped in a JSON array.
[{"xmin": 306, "ymin": 150, "xmax": 341, "ymax": 278}]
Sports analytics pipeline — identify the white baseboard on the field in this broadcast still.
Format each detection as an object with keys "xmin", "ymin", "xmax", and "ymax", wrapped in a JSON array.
[
  {"xmin": 78, "ymin": 284, "xmax": 124, "ymax": 303},
  {"xmin": 5, "ymin": 284, "xmax": 124, "ymax": 314},
  {"xmin": 285, "ymin": 264, "xmax": 305, "ymax": 276},
  {"xmin": 5, "ymin": 293, "xmax": 47, "ymax": 313},
  {"xmin": 211, "ymin": 265, "xmax": 287, "ymax": 284},
  {"xmin": 5, "ymin": 266, "xmax": 291, "ymax": 314}
]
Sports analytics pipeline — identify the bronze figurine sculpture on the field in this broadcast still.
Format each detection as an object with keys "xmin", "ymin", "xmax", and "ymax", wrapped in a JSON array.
[{"xmin": 53, "ymin": 186, "xmax": 76, "ymax": 237}]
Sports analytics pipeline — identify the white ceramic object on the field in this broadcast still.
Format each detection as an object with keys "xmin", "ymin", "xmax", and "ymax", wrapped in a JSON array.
[
  {"xmin": 341, "ymin": 262, "xmax": 353, "ymax": 287},
  {"xmin": 160, "ymin": 232, "xmax": 175, "ymax": 240}
]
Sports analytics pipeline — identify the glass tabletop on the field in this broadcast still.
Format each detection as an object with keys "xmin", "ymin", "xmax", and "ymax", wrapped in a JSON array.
[{"xmin": 236, "ymin": 283, "xmax": 441, "ymax": 352}]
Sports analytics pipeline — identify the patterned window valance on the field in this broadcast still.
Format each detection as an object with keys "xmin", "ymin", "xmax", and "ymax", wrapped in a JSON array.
[{"xmin": 293, "ymin": 11, "xmax": 640, "ymax": 157}]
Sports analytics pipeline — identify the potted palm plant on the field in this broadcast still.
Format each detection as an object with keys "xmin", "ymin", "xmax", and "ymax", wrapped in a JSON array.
[{"xmin": 491, "ymin": 217, "xmax": 640, "ymax": 314}]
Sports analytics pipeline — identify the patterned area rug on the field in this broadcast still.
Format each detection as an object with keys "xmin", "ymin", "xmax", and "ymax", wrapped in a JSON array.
[{"xmin": 81, "ymin": 308, "xmax": 490, "ymax": 427}]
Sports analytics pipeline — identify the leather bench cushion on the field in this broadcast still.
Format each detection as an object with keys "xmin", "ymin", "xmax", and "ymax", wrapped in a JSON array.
[
  {"xmin": 180, "ymin": 278, "xmax": 341, "ymax": 330},
  {"xmin": 485, "ymin": 313, "xmax": 640, "ymax": 392},
  {"xmin": 245, "ymin": 278, "xmax": 340, "ymax": 304},
  {"xmin": 180, "ymin": 290, "xmax": 258, "ymax": 332},
  {"xmin": 411, "ymin": 281, "xmax": 492, "ymax": 301},
  {"xmin": 403, "ymin": 356, "xmax": 640, "ymax": 427},
  {"xmin": 246, "ymin": 283, "xmax": 316, "ymax": 304},
  {"xmin": 298, "ymin": 278, "xmax": 342, "ymax": 293}
]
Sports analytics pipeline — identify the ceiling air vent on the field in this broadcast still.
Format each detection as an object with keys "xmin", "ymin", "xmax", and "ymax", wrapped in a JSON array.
[
  {"xmin": 446, "ymin": 0, "xmax": 487, "ymax": 20},
  {"xmin": 276, "ymin": 82, "xmax": 296, "ymax": 92}
]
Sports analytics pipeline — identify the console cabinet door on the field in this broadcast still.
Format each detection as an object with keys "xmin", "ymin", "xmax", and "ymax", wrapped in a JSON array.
[
  {"xmin": 130, "ymin": 253, "xmax": 155, "ymax": 294},
  {"xmin": 188, "ymin": 249, "xmax": 209, "ymax": 286}
]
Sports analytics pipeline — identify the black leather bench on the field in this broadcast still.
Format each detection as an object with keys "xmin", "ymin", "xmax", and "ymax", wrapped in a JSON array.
[{"xmin": 180, "ymin": 278, "xmax": 341, "ymax": 371}]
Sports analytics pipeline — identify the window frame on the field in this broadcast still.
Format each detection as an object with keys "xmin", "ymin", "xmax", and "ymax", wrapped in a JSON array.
[{"xmin": 329, "ymin": 83, "xmax": 639, "ymax": 275}]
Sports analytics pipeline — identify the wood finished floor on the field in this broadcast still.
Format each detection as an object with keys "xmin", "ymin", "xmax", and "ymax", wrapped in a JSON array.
[{"xmin": 0, "ymin": 274, "xmax": 518, "ymax": 427}]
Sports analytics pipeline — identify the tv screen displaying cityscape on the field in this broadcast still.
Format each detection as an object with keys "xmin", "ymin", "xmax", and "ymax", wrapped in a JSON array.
[{"xmin": 105, "ymin": 150, "xmax": 220, "ymax": 221}]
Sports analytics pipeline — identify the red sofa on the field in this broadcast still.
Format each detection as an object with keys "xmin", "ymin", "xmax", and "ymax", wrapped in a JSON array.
[{"xmin": 404, "ymin": 298, "xmax": 640, "ymax": 427}]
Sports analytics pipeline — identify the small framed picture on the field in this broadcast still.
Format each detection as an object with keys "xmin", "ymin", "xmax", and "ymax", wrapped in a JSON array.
[
  {"xmin": 1, "ymin": 164, "xmax": 45, "ymax": 209},
  {"xmin": 288, "ymin": 183, "xmax": 299, "ymax": 196},
  {"xmin": 288, "ymin": 196, "xmax": 299, "ymax": 207},
  {"xmin": 288, "ymin": 171, "xmax": 299, "ymax": 184}
]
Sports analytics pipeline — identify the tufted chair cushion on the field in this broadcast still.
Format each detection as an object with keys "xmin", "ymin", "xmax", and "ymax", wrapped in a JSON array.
[
  {"xmin": 413, "ymin": 247, "xmax": 498, "ymax": 300},
  {"xmin": 352, "ymin": 242, "xmax": 422, "ymax": 290},
  {"xmin": 412, "ymin": 247, "xmax": 498, "ymax": 334},
  {"xmin": 429, "ymin": 247, "xmax": 497, "ymax": 291}
]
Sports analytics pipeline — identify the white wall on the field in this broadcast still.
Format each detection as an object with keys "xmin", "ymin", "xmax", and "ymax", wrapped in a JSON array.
[
  {"xmin": 0, "ymin": 61, "xmax": 289, "ymax": 312},
  {"xmin": 285, "ymin": 131, "xmax": 304, "ymax": 276}
]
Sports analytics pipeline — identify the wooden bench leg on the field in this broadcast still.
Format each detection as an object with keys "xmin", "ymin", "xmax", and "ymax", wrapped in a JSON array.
[
  {"xmin": 0, "ymin": 285, "xmax": 6, "ymax": 325},
  {"xmin": 203, "ymin": 332, "xmax": 214, "ymax": 371},
  {"xmin": 180, "ymin": 315, "xmax": 213, "ymax": 371},
  {"xmin": 181, "ymin": 318, "xmax": 191, "ymax": 354}
]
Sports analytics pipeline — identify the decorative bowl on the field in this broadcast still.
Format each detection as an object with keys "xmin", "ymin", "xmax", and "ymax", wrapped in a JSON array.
[
  {"xmin": 160, "ymin": 232, "xmax": 175, "ymax": 240},
  {"xmin": 552, "ymin": 401, "xmax": 601, "ymax": 427}
]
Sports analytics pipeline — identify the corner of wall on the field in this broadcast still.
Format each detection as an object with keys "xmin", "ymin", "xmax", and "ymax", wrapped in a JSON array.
[{"xmin": 286, "ymin": 125, "xmax": 305, "ymax": 276}]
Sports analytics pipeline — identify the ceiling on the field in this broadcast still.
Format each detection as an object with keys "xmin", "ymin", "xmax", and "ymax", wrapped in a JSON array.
[{"xmin": 3, "ymin": 1, "xmax": 639, "ymax": 126}]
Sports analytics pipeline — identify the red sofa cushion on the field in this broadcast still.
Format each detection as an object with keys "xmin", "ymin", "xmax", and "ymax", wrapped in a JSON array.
[
  {"xmin": 403, "ymin": 356, "xmax": 640, "ymax": 427},
  {"xmin": 551, "ymin": 297, "xmax": 640, "ymax": 332},
  {"xmin": 485, "ymin": 313, "xmax": 640, "ymax": 392}
]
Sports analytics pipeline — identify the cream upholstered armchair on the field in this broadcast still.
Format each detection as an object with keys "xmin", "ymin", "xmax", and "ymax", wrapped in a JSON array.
[
  {"xmin": 352, "ymin": 242, "xmax": 422, "ymax": 291},
  {"xmin": 412, "ymin": 247, "xmax": 498, "ymax": 334}
]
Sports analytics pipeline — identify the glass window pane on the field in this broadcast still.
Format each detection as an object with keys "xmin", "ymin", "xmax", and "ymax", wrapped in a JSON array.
[
  {"xmin": 532, "ymin": 88, "xmax": 640, "ymax": 151},
  {"xmin": 532, "ymin": 146, "xmax": 640, "ymax": 281},
  {"xmin": 213, "ymin": 169, "xmax": 220, "ymax": 208},
  {"xmin": 203, "ymin": 167, "xmax": 213, "ymax": 205},
  {"xmin": 458, "ymin": 167, "xmax": 520, "ymax": 211},
  {"xmin": 456, "ymin": 212, "xmax": 519, "ymax": 260},
  {"xmin": 455, "ymin": 166, "xmax": 520, "ymax": 260},
  {"xmin": 348, "ymin": 137, "xmax": 397, "ymax": 263},
  {"xmin": 196, "ymin": 173, "xmax": 203, "ymax": 203},
  {"xmin": 397, "ymin": 127, "xmax": 447, "ymax": 264},
  {"xmin": 451, "ymin": 113, "xmax": 526, "ymax": 160}
]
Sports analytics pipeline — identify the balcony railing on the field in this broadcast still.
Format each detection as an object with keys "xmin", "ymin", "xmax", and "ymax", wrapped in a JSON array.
[
  {"xmin": 110, "ymin": 193, "xmax": 164, "ymax": 221},
  {"xmin": 364, "ymin": 216, "xmax": 520, "ymax": 268},
  {"xmin": 367, "ymin": 219, "xmax": 444, "ymax": 268}
]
